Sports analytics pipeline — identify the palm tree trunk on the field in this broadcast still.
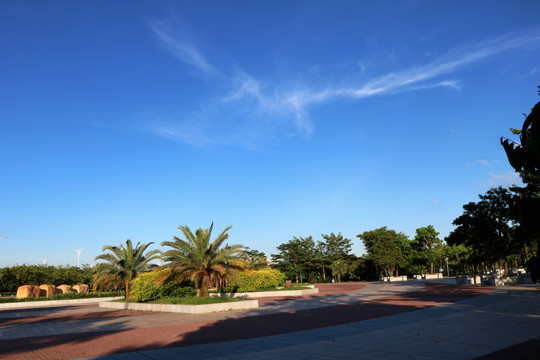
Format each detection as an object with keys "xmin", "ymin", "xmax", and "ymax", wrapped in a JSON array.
[
  {"xmin": 125, "ymin": 280, "xmax": 130, "ymax": 299},
  {"xmin": 198, "ymin": 275, "xmax": 210, "ymax": 297}
]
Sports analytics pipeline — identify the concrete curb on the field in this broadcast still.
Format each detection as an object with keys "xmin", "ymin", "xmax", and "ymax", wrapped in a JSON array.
[
  {"xmin": 99, "ymin": 299, "xmax": 259, "ymax": 314},
  {"xmin": 0, "ymin": 296, "xmax": 123, "ymax": 310},
  {"xmin": 210, "ymin": 287, "xmax": 319, "ymax": 298}
]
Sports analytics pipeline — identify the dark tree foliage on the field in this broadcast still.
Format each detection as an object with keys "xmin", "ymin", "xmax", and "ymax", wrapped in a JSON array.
[
  {"xmin": 357, "ymin": 227, "xmax": 410, "ymax": 277},
  {"xmin": 272, "ymin": 236, "xmax": 316, "ymax": 283},
  {"xmin": 316, "ymin": 232, "xmax": 353, "ymax": 282},
  {"xmin": 412, "ymin": 225, "xmax": 443, "ymax": 275},
  {"xmin": 320, "ymin": 232, "xmax": 353, "ymax": 261},
  {"xmin": 349, "ymin": 257, "xmax": 379, "ymax": 281},
  {"xmin": 501, "ymin": 86, "xmax": 540, "ymax": 278},
  {"xmin": 446, "ymin": 187, "xmax": 517, "ymax": 272},
  {"xmin": 501, "ymin": 87, "xmax": 540, "ymax": 190},
  {"xmin": 240, "ymin": 247, "xmax": 268, "ymax": 270}
]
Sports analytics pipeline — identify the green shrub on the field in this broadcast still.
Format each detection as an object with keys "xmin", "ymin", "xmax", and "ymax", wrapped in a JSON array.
[
  {"xmin": 130, "ymin": 272, "xmax": 160, "ymax": 302},
  {"xmin": 236, "ymin": 269, "xmax": 286, "ymax": 292},
  {"xmin": 150, "ymin": 296, "xmax": 239, "ymax": 305},
  {"xmin": 157, "ymin": 281, "xmax": 196, "ymax": 298},
  {"xmin": 130, "ymin": 272, "xmax": 197, "ymax": 302}
]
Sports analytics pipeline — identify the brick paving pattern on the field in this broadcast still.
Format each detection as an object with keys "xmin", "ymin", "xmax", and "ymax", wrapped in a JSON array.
[{"xmin": 0, "ymin": 281, "xmax": 537, "ymax": 360}]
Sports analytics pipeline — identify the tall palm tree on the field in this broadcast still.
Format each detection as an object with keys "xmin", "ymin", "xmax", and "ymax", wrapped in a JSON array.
[
  {"xmin": 94, "ymin": 239, "xmax": 160, "ymax": 299},
  {"xmin": 160, "ymin": 223, "xmax": 245, "ymax": 297},
  {"xmin": 330, "ymin": 259, "xmax": 349, "ymax": 283}
]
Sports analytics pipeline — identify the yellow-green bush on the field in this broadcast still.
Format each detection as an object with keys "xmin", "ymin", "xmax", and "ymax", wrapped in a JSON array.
[
  {"xmin": 236, "ymin": 268, "xmax": 285, "ymax": 292},
  {"xmin": 130, "ymin": 272, "xmax": 159, "ymax": 302},
  {"xmin": 130, "ymin": 271, "xmax": 197, "ymax": 302}
]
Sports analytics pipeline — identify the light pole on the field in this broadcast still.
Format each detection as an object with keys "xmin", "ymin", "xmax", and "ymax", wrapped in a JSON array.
[
  {"xmin": 445, "ymin": 257, "xmax": 449, "ymax": 277},
  {"xmin": 72, "ymin": 249, "xmax": 86, "ymax": 267}
]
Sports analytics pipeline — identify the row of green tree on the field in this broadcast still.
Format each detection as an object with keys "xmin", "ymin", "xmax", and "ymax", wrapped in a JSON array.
[
  {"xmin": 0, "ymin": 265, "xmax": 93, "ymax": 293},
  {"xmin": 271, "ymin": 226, "xmax": 467, "ymax": 283},
  {"xmin": 3, "ymin": 89, "xmax": 538, "ymax": 296},
  {"xmin": 272, "ymin": 87, "xmax": 540, "ymax": 283}
]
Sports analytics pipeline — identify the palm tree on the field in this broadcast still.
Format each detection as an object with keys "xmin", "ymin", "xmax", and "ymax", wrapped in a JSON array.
[
  {"xmin": 330, "ymin": 259, "xmax": 349, "ymax": 283},
  {"xmin": 94, "ymin": 239, "xmax": 160, "ymax": 299},
  {"xmin": 241, "ymin": 247, "xmax": 268, "ymax": 270},
  {"xmin": 160, "ymin": 223, "xmax": 245, "ymax": 297}
]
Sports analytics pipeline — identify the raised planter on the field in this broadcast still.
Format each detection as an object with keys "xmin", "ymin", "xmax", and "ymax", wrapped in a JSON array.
[
  {"xmin": 100, "ymin": 299, "xmax": 258, "ymax": 314},
  {"xmin": 456, "ymin": 275, "xmax": 482, "ymax": 285},
  {"xmin": 210, "ymin": 287, "xmax": 318, "ymax": 298},
  {"xmin": 380, "ymin": 276, "xmax": 407, "ymax": 282},
  {"xmin": 0, "ymin": 296, "xmax": 123, "ymax": 310},
  {"xmin": 422, "ymin": 273, "xmax": 443, "ymax": 280}
]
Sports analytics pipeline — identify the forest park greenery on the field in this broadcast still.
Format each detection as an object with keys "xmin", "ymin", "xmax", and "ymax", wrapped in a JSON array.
[{"xmin": 0, "ymin": 264, "xmax": 94, "ymax": 294}]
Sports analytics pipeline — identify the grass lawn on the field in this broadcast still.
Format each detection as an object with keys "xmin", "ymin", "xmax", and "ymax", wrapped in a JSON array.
[
  {"xmin": 117, "ymin": 296, "xmax": 242, "ymax": 305},
  {"xmin": 151, "ymin": 296, "xmax": 241, "ymax": 305},
  {"xmin": 208, "ymin": 285, "xmax": 313, "ymax": 294},
  {"xmin": 229, "ymin": 285, "xmax": 312, "ymax": 293},
  {"xmin": 271, "ymin": 285, "xmax": 312, "ymax": 291}
]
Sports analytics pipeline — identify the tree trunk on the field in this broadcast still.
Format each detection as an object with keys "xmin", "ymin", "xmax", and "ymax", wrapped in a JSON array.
[
  {"xmin": 504, "ymin": 259, "xmax": 508, "ymax": 276},
  {"xmin": 125, "ymin": 280, "xmax": 130, "ymax": 299},
  {"xmin": 536, "ymin": 239, "xmax": 540, "ymax": 281},
  {"xmin": 199, "ymin": 276, "xmax": 210, "ymax": 297},
  {"xmin": 431, "ymin": 261, "xmax": 434, "ymax": 275}
]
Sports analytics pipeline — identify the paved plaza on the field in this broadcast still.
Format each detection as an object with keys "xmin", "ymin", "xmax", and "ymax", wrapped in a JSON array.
[{"xmin": 0, "ymin": 281, "xmax": 538, "ymax": 359}]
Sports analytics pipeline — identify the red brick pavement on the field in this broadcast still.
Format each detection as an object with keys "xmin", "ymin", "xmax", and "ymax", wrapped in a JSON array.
[
  {"xmin": 255, "ymin": 282, "xmax": 366, "ymax": 304},
  {"xmin": 0, "ymin": 307, "xmax": 156, "ymax": 326},
  {"xmin": 0, "ymin": 283, "xmax": 493, "ymax": 360}
]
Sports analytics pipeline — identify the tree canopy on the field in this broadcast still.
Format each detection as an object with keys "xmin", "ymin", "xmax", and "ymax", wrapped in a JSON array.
[
  {"xmin": 501, "ymin": 87, "xmax": 540, "ymax": 279},
  {"xmin": 413, "ymin": 225, "xmax": 443, "ymax": 274},
  {"xmin": 446, "ymin": 187, "xmax": 517, "ymax": 272},
  {"xmin": 160, "ymin": 223, "xmax": 245, "ymax": 297},
  {"xmin": 357, "ymin": 227, "xmax": 409, "ymax": 277},
  {"xmin": 272, "ymin": 236, "xmax": 316, "ymax": 283},
  {"xmin": 94, "ymin": 239, "xmax": 160, "ymax": 299}
]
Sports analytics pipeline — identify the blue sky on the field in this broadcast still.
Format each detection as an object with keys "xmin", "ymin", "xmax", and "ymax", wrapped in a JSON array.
[{"xmin": 1, "ymin": 1, "xmax": 540, "ymax": 267}]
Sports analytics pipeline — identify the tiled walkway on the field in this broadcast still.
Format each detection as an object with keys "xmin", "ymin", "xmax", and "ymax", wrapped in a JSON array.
[{"xmin": 0, "ymin": 282, "xmax": 538, "ymax": 359}]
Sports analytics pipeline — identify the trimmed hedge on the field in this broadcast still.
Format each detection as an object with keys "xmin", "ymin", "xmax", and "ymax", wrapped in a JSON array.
[
  {"xmin": 235, "ymin": 269, "xmax": 286, "ymax": 292},
  {"xmin": 129, "ymin": 272, "xmax": 196, "ymax": 302},
  {"xmin": 157, "ymin": 281, "xmax": 196, "ymax": 298},
  {"xmin": 130, "ymin": 272, "xmax": 160, "ymax": 302}
]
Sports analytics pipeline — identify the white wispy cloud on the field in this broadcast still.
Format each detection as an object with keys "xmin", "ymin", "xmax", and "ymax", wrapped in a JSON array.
[
  {"xmin": 150, "ymin": 20, "xmax": 218, "ymax": 77},
  {"xmin": 488, "ymin": 172, "xmax": 521, "ymax": 186},
  {"xmin": 147, "ymin": 27, "xmax": 540, "ymax": 146}
]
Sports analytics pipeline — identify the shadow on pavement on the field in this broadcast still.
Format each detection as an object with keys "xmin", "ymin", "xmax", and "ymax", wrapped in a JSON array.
[
  {"xmin": 101, "ymin": 284, "xmax": 494, "ymax": 357},
  {"xmin": 473, "ymin": 337, "xmax": 540, "ymax": 360}
]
